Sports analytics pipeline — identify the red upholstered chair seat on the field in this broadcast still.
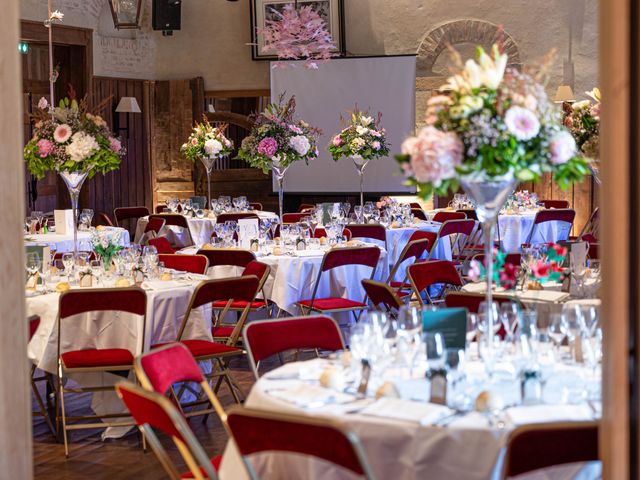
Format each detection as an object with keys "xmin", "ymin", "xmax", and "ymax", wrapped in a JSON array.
[
  {"xmin": 181, "ymin": 455, "xmax": 222, "ymax": 479},
  {"xmin": 211, "ymin": 299, "xmax": 267, "ymax": 309},
  {"xmin": 212, "ymin": 325, "xmax": 235, "ymax": 337},
  {"xmin": 298, "ymin": 298, "xmax": 367, "ymax": 310},
  {"xmin": 61, "ymin": 348, "xmax": 134, "ymax": 369},
  {"xmin": 153, "ymin": 340, "xmax": 241, "ymax": 358}
]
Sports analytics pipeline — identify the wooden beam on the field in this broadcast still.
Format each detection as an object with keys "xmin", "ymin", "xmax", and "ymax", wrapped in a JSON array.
[{"xmin": 204, "ymin": 89, "xmax": 270, "ymax": 98}]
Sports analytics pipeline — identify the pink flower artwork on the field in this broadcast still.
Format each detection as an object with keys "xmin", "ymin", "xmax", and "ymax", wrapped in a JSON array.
[{"xmin": 258, "ymin": 4, "xmax": 337, "ymax": 69}]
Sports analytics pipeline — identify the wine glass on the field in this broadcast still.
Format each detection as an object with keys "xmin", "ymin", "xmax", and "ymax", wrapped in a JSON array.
[
  {"xmin": 425, "ymin": 332, "xmax": 445, "ymax": 372},
  {"xmin": 466, "ymin": 312, "xmax": 479, "ymax": 346},
  {"xmin": 270, "ymin": 217, "xmax": 280, "ymax": 241},
  {"xmin": 396, "ymin": 305, "xmax": 423, "ymax": 375},
  {"xmin": 548, "ymin": 313, "xmax": 567, "ymax": 359},
  {"xmin": 499, "ymin": 302, "xmax": 520, "ymax": 342},
  {"xmin": 62, "ymin": 252, "xmax": 75, "ymax": 280},
  {"xmin": 90, "ymin": 259, "xmax": 103, "ymax": 286},
  {"xmin": 580, "ymin": 305, "xmax": 600, "ymax": 336}
]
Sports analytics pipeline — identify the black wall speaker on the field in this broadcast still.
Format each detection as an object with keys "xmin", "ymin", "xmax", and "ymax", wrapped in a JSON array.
[{"xmin": 152, "ymin": 0, "xmax": 182, "ymax": 31}]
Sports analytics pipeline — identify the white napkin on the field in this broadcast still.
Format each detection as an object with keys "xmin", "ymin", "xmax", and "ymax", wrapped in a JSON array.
[
  {"xmin": 267, "ymin": 383, "xmax": 354, "ymax": 408},
  {"xmin": 506, "ymin": 404, "xmax": 595, "ymax": 426},
  {"xmin": 360, "ymin": 398, "xmax": 452, "ymax": 425}
]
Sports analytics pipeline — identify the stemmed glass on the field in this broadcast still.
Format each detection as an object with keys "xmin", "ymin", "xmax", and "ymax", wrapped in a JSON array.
[
  {"xmin": 548, "ymin": 313, "xmax": 567, "ymax": 359},
  {"xmin": 499, "ymin": 302, "xmax": 520, "ymax": 343},
  {"xmin": 363, "ymin": 204, "xmax": 374, "ymax": 224},
  {"xmin": 305, "ymin": 213, "xmax": 318, "ymax": 240},
  {"xmin": 62, "ymin": 252, "xmax": 75, "ymax": 282},
  {"xmin": 26, "ymin": 252, "xmax": 41, "ymax": 287},
  {"xmin": 396, "ymin": 305, "xmax": 423, "ymax": 376},
  {"xmin": 270, "ymin": 217, "xmax": 280, "ymax": 241},
  {"xmin": 259, "ymin": 218, "xmax": 272, "ymax": 242},
  {"xmin": 90, "ymin": 259, "xmax": 104, "ymax": 286},
  {"xmin": 425, "ymin": 332, "xmax": 445, "ymax": 372}
]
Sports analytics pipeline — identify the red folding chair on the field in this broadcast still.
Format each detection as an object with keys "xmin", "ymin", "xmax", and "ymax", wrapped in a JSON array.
[
  {"xmin": 411, "ymin": 208, "xmax": 428, "ymax": 221},
  {"xmin": 408, "ymin": 260, "xmax": 463, "ymax": 305},
  {"xmin": 540, "ymin": 199, "xmax": 570, "ymax": 209},
  {"xmin": 297, "ymin": 246, "xmax": 381, "ymax": 320},
  {"xmin": 114, "ymin": 206, "xmax": 150, "ymax": 227},
  {"xmin": 432, "ymin": 211, "xmax": 466, "ymax": 223},
  {"xmin": 152, "ymin": 276, "xmax": 261, "ymax": 403},
  {"xmin": 362, "ymin": 279, "xmax": 404, "ymax": 315},
  {"xmin": 409, "ymin": 202, "xmax": 422, "ymax": 209},
  {"xmin": 456, "ymin": 209, "xmax": 478, "ymax": 220},
  {"xmin": 215, "ymin": 212, "xmax": 259, "ymax": 223},
  {"xmin": 502, "ymin": 421, "xmax": 599, "ymax": 478},
  {"xmin": 29, "ymin": 315, "xmax": 55, "ymax": 436},
  {"xmin": 428, "ymin": 219, "xmax": 477, "ymax": 264},
  {"xmin": 155, "ymin": 205, "xmax": 168, "ymax": 213},
  {"xmin": 525, "ymin": 209, "xmax": 576, "ymax": 245},
  {"xmin": 345, "ymin": 224, "xmax": 387, "ymax": 248},
  {"xmin": 149, "ymin": 236, "xmax": 176, "ymax": 254},
  {"xmin": 313, "ymin": 227, "xmax": 353, "ymax": 241},
  {"xmin": 282, "ymin": 212, "xmax": 311, "ymax": 223},
  {"xmin": 96, "ymin": 212, "xmax": 114, "ymax": 227},
  {"xmin": 578, "ymin": 207, "xmax": 599, "ymax": 240},
  {"xmin": 297, "ymin": 203, "xmax": 315, "ymax": 213},
  {"xmin": 212, "ymin": 261, "xmax": 273, "ymax": 342},
  {"xmin": 158, "ymin": 254, "xmax": 209, "ymax": 275},
  {"xmin": 472, "ymin": 252, "xmax": 522, "ymax": 267},
  {"xmin": 386, "ymin": 238, "xmax": 431, "ymax": 296},
  {"xmin": 249, "ymin": 202, "xmax": 263, "ymax": 211},
  {"xmin": 140, "ymin": 216, "xmax": 166, "ymax": 244},
  {"xmin": 56, "ymin": 287, "xmax": 147, "ymax": 456},
  {"xmin": 225, "ymin": 407, "xmax": 375, "ymax": 480},
  {"xmin": 196, "ymin": 248, "xmax": 256, "ymax": 271},
  {"xmin": 243, "ymin": 316, "xmax": 344, "ymax": 379},
  {"xmin": 116, "ymin": 381, "xmax": 222, "ymax": 480},
  {"xmin": 150, "ymin": 214, "xmax": 195, "ymax": 248},
  {"xmin": 135, "ymin": 343, "xmax": 226, "ymax": 424}
]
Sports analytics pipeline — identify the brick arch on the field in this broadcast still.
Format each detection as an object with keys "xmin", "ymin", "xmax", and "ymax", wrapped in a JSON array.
[{"xmin": 417, "ymin": 19, "xmax": 521, "ymax": 75}]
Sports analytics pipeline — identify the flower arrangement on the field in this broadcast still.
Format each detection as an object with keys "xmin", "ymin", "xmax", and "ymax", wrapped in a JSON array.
[
  {"xmin": 376, "ymin": 196, "xmax": 395, "ymax": 209},
  {"xmin": 328, "ymin": 110, "xmax": 390, "ymax": 161},
  {"xmin": 396, "ymin": 44, "xmax": 590, "ymax": 197},
  {"xmin": 529, "ymin": 243, "xmax": 566, "ymax": 283},
  {"xmin": 24, "ymin": 93, "xmax": 124, "ymax": 180},
  {"xmin": 180, "ymin": 117, "xmax": 234, "ymax": 162},
  {"xmin": 258, "ymin": 4, "xmax": 337, "ymax": 69},
  {"xmin": 237, "ymin": 95, "xmax": 321, "ymax": 174},
  {"xmin": 564, "ymin": 88, "xmax": 600, "ymax": 160},
  {"xmin": 92, "ymin": 229, "xmax": 123, "ymax": 269},
  {"xmin": 469, "ymin": 249, "xmax": 519, "ymax": 290}
]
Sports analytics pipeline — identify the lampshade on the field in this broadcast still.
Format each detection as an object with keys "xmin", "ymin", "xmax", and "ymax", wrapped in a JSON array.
[
  {"xmin": 108, "ymin": 0, "xmax": 144, "ymax": 29},
  {"xmin": 115, "ymin": 97, "xmax": 141, "ymax": 113},
  {"xmin": 554, "ymin": 85, "xmax": 575, "ymax": 103}
]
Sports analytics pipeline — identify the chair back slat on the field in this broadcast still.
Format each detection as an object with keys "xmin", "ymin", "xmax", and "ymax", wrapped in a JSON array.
[
  {"xmin": 313, "ymin": 227, "xmax": 352, "ymax": 241},
  {"xmin": 282, "ymin": 213, "xmax": 310, "ymax": 223},
  {"xmin": 456, "ymin": 209, "xmax": 478, "ymax": 220},
  {"xmin": 432, "ymin": 211, "xmax": 466, "ymax": 223},
  {"xmin": 196, "ymin": 248, "xmax": 256, "ymax": 268},
  {"xmin": 149, "ymin": 214, "xmax": 190, "ymax": 229},
  {"xmin": 503, "ymin": 422, "xmax": 599, "ymax": 477},
  {"xmin": 29, "ymin": 315, "xmax": 41, "ymax": 341},
  {"xmin": 145, "ymin": 217, "xmax": 166, "ymax": 235},
  {"xmin": 148, "ymin": 237, "xmax": 176, "ymax": 254},
  {"xmin": 226, "ymin": 408, "xmax": 372, "ymax": 478},
  {"xmin": 346, "ymin": 224, "xmax": 386, "ymax": 243},
  {"xmin": 216, "ymin": 213, "xmax": 259, "ymax": 224},
  {"xmin": 59, "ymin": 288, "xmax": 147, "ymax": 319},
  {"xmin": 242, "ymin": 260, "xmax": 270, "ymax": 288},
  {"xmin": 190, "ymin": 276, "xmax": 260, "ymax": 310},
  {"xmin": 322, "ymin": 246, "xmax": 380, "ymax": 272},
  {"xmin": 540, "ymin": 199, "xmax": 570, "ymax": 209},
  {"xmin": 244, "ymin": 316, "xmax": 344, "ymax": 368},
  {"xmin": 362, "ymin": 280, "xmax": 403, "ymax": 312},
  {"xmin": 411, "ymin": 208, "xmax": 428, "ymax": 221},
  {"xmin": 444, "ymin": 291, "xmax": 515, "ymax": 313},
  {"xmin": 533, "ymin": 208, "xmax": 576, "ymax": 225},
  {"xmin": 114, "ymin": 206, "xmax": 150, "ymax": 225},
  {"xmin": 408, "ymin": 230, "xmax": 438, "ymax": 255},
  {"xmin": 137, "ymin": 343, "xmax": 204, "ymax": 396},
  {"xmin": 438, "ymin": 219, "xmax": 476, "ymax": 238},
  {"xmin": 158, "ymin": 254, "xmax": 209, "ymax": 275},
  {"xmin": 408, "ymin": 260, "xmax": 462, "ymax": 294},
  {"xmin": 297, "ymin": 203, "xmax": 314, "ymax": 213},
  {"xmin": 249, "ymin": 202, "xmax": 263, "ymax": 211}
]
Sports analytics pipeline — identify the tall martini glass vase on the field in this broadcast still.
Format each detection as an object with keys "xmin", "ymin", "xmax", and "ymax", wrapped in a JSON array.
[
  {"xmin": 460, "ymin": 175, "xmax": 517, "ymax": 354},
  {"xmin": 59, "ymin": 170, "xmax": 89, "ymax": 255},
  {"xmin": 272, "ymin": 156, "xmax": 289, "ymax": 224},
  {"xmin": 199, "ymin": 155, "xmax": 217, "ymax": 210},
  {"xmin": 352, "ymin": 155, "xmax": 370, "ymax": 209}
]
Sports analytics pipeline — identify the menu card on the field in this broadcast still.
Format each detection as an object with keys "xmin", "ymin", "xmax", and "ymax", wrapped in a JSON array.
[
  {"xmin": 422, "ymin": 307, "xmax": 468, "ymax": 350},
  {"xmin": 54, "ymin": 210, "xmax": 74, "ymax": 235},
  {"xmin": 238, "ymin": 218, "xmax": 259, "ymax": 249}
]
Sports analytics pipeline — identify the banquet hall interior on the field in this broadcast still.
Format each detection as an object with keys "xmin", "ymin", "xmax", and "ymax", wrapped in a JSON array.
[{"xmin": 3, "ymin": 0, "xmax": 639, "ymax": 478}]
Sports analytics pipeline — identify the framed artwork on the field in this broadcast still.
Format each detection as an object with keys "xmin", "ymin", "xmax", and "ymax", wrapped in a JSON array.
[{"xmin": 250, "ymin": 0, "xmax": 346, "ymax": 61}]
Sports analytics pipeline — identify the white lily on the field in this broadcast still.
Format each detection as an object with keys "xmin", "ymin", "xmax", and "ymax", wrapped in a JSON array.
[
  {"xmin": 463, "ymin": 59, "xmax": 483, "ymax": 90},
  {"xmin": 585, "ymin": 87, "xmax": 601, "ymax": 103},
  {"xmin": 50, "ymin": 10, "xmax": 64, "ymax": 21},
  {"xmin": 477, "ymin": 45, "xmax": 507, "ymax": 89}
]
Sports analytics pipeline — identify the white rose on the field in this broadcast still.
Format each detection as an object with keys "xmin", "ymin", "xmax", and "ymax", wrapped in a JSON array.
[
  {"xmin": 204, "ymin": 139, "xmax": 223, "ymax": 157},
  {"xmin": 351, "ymin": 137, "xmax": 365, "ymax": 151},
  {"xmin": 289, "ymin": 135, "xmax": 311, "ymax": 156},
  {"xmin": 356, "ymin": 125, "xmax": 369, "ymax": 135}
]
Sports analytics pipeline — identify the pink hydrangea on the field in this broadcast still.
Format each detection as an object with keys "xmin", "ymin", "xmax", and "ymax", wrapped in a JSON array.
[
  {"xmin": 549, "ymin": 131, "xmax": 577, "ymax": 165},
  {"xmin": 37, "ymin": 139, "xmax": 54, "ymax": 158},
  {"xmin": 109, "ymin": 137, "xmax": 122, "ymax": 153},
  {"xmin": 332, "ymin": 135, "xmax": 343, "ymax": 147},
  {"xmin": 258, "ymin": 137, "xmax": 278, "ymax": 158},
  {"xmin": 401, "ymin": 127, "xmax": 463, "ymax": 186}
]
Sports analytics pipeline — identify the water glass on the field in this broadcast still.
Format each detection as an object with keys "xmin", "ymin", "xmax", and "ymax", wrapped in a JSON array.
[{"xmin": 425, "ymin": 332, "xmax": 445, "ymax": 371}]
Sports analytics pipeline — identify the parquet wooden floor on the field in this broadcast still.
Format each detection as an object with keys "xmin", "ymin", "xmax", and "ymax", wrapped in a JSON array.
[{"xmin": 32, "ymin": 354, "xmax": 290, "ymax": 479}]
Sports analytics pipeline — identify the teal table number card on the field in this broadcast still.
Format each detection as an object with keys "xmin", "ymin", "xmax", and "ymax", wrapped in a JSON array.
[{"xmin": 422, "ymin": 307, "xmax": 468, "ymax": 350}]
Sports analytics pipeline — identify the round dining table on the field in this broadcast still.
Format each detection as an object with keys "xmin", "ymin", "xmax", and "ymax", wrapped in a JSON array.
[
  {"xmin": 498, "ymin": 210, "xmax": 572, "ymax": 253},
  {"xmin": 24, "ymin": 226, "xmax": 130, "ymax": 253},
  {"xmin": 218, "ymin": 354, "xmax": 601, "ymax": 480}
]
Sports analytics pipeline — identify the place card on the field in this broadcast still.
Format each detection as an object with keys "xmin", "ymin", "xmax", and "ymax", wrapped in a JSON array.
[
  {"xmin": 422, "ymin": 307, "xmax": 468, "ymax": 350},
  {"xmin": 54, "ymin": 209, "xmax": 74, "ymax": 235},
  {"xmin": 238, "ymin": 218, "xmax": 259, "ymax": 249}
]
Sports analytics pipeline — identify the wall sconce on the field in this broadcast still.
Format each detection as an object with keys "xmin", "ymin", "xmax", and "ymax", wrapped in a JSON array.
[
  {"xmin": 114, "ymin": 96, "xmax": 141, "ymax": 135},
  {"xmin": 108, "ymin": 0, "xmax": 144, "ymax": 29}
]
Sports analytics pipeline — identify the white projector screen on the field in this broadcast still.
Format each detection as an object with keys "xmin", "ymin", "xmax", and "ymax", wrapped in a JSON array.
[{"xmin": 270, "ymin": 55, "xmax": 417, "ymax": 194}]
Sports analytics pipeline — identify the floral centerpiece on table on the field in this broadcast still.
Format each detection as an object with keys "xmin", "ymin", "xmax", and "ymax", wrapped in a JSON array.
[
  {"xmin": 396, "ymin": 44, "xmax": 590, "ymax": 196},
  {"xmin": 24, "ymin": 94, "xmax": 124, "ymax": 180},
  {"xmin": 529, "ymin": 243, "xmax": 567, "ymax": 284},
  {"xmin": 328, "ymin": 110, "xmax": 390, "ymax": 161},
  {"xmin": 237, "ymin": 95, "xmax": 321, "ymax": 174},
  {"xmin": 564, "ymin": 88, "xmax": 600, "ymax": 160},
  {"xmin": 469, "ymin": 249, "xmax": 520, "ymax": 290},
  {"xmin": 180, "ymin": 117, "xmax": 234, "ymax": 162},
  {"xmin": 92, "ymin": 229, "xmax": 123, "ymax": 271},
  {"xmin": 376, "ymin": 196, "xmax": 396, "ymax": 209}
]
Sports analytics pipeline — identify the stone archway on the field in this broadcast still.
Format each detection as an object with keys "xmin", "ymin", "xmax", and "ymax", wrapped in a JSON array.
[{"xmin": 417, "ymin": 19, "xmax": 521, "ymax": 76}]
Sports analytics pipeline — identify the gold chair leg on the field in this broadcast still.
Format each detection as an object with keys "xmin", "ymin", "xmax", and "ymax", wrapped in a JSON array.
[{"xmin": 56, "ymin": 369, "xmax": 70, "ymax": 458}]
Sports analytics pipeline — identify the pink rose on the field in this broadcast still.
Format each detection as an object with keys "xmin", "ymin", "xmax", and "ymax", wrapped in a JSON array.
[
  {"xmin": 37, "ymin": 139, "xmax": 54, "ymax": 157},
  {"xmin": 191, "ymin": 138, "xmax": 198, "ymax": 146},
  {"xmin": 258, "ymin": 137, "xmax": 278, "ymax": 158},
  {"xmin": 332, "ymin": 135, "xmax": 343, "ymax": 147},
  {"xmin": 372, "ymin": 141, "xmax": 381, "ymax": 150},
  {"xmin": 109, "ymin": 136, "xmax": 122, "ymax": 153}
]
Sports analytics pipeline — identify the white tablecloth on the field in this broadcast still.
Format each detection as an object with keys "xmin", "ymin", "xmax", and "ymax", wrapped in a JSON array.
[
  {"xmin": 498, "ymin": 212, "xmax": 572, "ymax": 253},
  {"xmin": 182, "ymin": 247, "xmax": 389, "ymax": 318},
  {"xmin": 24, "ymin": 227, "xmax": 130, "ymax": 253},
  {"xmin": 218, "ymin": 358, "xmax": 600, "ymax": 480},
  {"xmin": 135, "ymin": 211, "xmax": 278, "ymax": 248}
]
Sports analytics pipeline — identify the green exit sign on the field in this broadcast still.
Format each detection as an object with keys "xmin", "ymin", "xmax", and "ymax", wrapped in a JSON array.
[{"xmin": 18, "ymin": 42, "xmax": 28, "ymax": 54}]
